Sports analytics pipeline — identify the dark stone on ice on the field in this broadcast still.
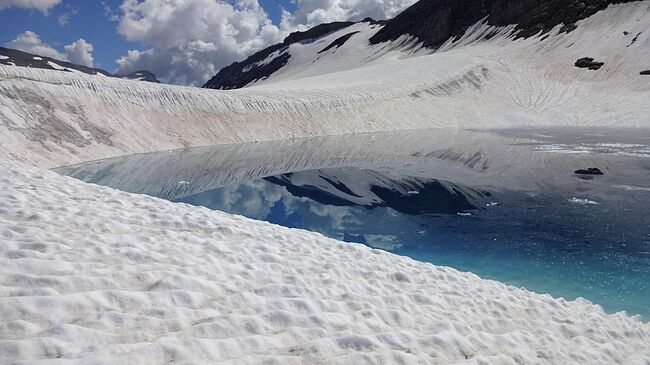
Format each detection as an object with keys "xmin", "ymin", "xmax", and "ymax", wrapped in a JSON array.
[
  {"xmin": 640, "ymin": 70, "xmax": 650, "ymax": 75},
  {"xmin": 574, "ymin": 168, "xmax": 604, "ymax": 175},
  {"xmin": 575, "ymin": 57, "xmax": 604, "ymax": 70}
]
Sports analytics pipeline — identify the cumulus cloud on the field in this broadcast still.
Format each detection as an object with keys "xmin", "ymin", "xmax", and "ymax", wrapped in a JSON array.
[
  {"xmin": 113, "ymin": 0, "xmax": 416, "ymax": 86},
  {"xmin": 5, "ymin": 31, "xmax": 95, "ymax": 67},
  {"xmin": 5, "ymin": 31, "xmax": 66, "ymax": 59},
  {"xmin": 64, "ymin": 38, "xmax": 94, "ymax": 67},
  {"xmin": 0, "ymin": 0, "xmax": 61, "ymax": 14},
  {"xmin": 280, "ymin": 0, "xmax": 417, "ymax": 30},
  {"xmin": 114, "ymin": 0, "xmax": 282, "ymax": 86}
]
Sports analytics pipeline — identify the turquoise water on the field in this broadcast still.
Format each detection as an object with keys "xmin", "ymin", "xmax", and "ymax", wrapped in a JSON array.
[
  {"xmin": 57, "ymin": 128, "xmax": 650, "ymax": 319},
  {"xmin": 176, "ymin": 171, "xmax": 649, "ymax": 318}
]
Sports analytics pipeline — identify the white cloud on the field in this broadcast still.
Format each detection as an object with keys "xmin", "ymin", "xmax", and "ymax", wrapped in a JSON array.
[
  {"xmin": 114, "ymin": 0, "xmax": 282, "ymax": 86},
  {"xmin": 113, "ymin": 0, "xmax": 416, "ymax": 86},
  {"xmin": 5, "ymin": 31, "xmax": 66, "ymax": 60},
  {"xmin": 5, "ymin": 31, "xmax": 95, "ymax": 67},
  {"xmin": 102, "ymin": 1, "xmax": 120, "ymax": 21},
  {"xmin": 64, "ymin": 38, "xmax": 94, "ymax": 67},
  {"xmin": 280, "ymin": 0, "xmax": 417, "ymax": 30},
  {"xmin": 0, "ymin": 0, "xmax": 61, "ymax": 14}
]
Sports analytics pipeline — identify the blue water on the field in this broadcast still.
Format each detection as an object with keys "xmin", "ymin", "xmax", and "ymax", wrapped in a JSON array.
[
  {"xmin": 57, "ymin": 128, "xmax": 650, "ymax": 319},
  {"xmin": 175, "ymin": 171, "xmax": 649, "ymax": 318}
]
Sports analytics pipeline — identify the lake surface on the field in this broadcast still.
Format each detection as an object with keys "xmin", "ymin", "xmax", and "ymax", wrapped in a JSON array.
[{"xmin": 57, "ymin": 128, "xmax": 650, "ymax": 319}]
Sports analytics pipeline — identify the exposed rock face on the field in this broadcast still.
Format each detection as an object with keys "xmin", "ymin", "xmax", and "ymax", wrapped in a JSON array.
[
  {"xmin": 318, "ymin": 32, "xmax": 360, "ymax": 54},
  {"xmin": 368, "ymin": 0, "xmax": 636, "ymax": 48},
  {"xmin": 575, "ymin": 57, "xmax": 605, "ymax": 70},
  {"xmin": 0, "ymin": 47, "xmax": 111, "ymax": 76},
  {"xmin": 202, "ymin": 44, "xmax": 290, "ymax": 90},
  {"xmin": 0, "ymin": 47, "xmax": 160, "ymax": 83},
  {"xmin": 120, "ymin": 70, "xmax": 161, "ymax": 83},
  {"xmin": 203, "ymin": 21, "xmax": 356, "ymax": 90},
  {"xmin": 284, "ymin": 21, "xmax": 356, "ymax": 44}
]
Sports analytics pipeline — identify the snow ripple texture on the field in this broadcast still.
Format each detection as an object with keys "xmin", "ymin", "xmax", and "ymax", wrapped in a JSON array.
[{"xmin": 1, "ymin": 159, "xmax": 649, "ymax": 364}]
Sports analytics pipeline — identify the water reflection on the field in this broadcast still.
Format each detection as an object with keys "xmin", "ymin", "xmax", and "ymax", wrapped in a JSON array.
[
  {"xmin": 177, "ymin": 168, "xmax": 489, "ymax": 249},
  {"xmin": 57, "ymin": 128, "xmax": 650, "ymax": 318}
]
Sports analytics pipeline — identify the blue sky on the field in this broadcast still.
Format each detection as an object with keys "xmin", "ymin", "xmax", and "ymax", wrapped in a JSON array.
[
  {"xmin": 0, "ymin": 0, "xmax": 413, "ymax": 85},
  {"xmin": 0, "ymin": 0, "xmax": 293, "ymax": 70}
]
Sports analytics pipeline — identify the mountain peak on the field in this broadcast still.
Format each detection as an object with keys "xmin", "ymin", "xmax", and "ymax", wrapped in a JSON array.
[
  {"xmin": 119, "ymin": 70, "xmax": 161, "ymax": 83},
  {"xmin": 203, "ymin": 0, "xmax": 642, "ymax": 90},
  {"xmin": 0, "ymin": 47, "xmax": 160, "ymax": 84},
  {"xmin": 369, "ymin": 0, "xmax": 637, "ymax": 48}
]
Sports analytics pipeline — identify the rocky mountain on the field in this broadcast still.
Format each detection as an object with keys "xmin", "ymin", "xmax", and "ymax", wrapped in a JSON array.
[
  {"xmin": 203, "ymin": 21, "xmax": 357, "ymax": 90},
  {"xmin": 0, "ymin": 47, "xmax": 159, "ymax": 83},
  {"xmin": 1, "ymin": 0, "xmax": 647, "ymax": 167},
  {"xmin": 203, "ymin": 0, "xmax": 640, "ymax": 90},
  {"xmin": 368, "ymin": 0, "xmax": 637, "ymax": 47},
  {"xmin": 119, "ymin": 70, "xmax": 161, "ymax": 83}
]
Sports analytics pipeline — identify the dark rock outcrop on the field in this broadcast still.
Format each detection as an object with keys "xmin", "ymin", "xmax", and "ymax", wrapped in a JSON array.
[
  {"xmin": 1, "ymin": 47, "xmax": 160, "ymax": 83},
  {"xmin": 120, "ymin": 70, "xmax": 161, "ymax": 83},
  {"xmin": 203, "ymin": 44, "xmax": 290, "ymax": 90},
  {"xmin": 284, "ymin": 21, "xmax": 355, "ymax": 44},
  {"xmin": 0, "ymin": 47, "xmax": 112, "ymax": 76},
  {"xmin": 317, "ymin": 32, "xmax": 360, "ymax": 54},
  {"xmin": 575, "ymin": 167, "xmax": 604, "ymax": 175},
  {"xmin": 626, "ymin": 32, "xmax": 642, "ymax": 47},
  {"xmin": 204, "ymin": 0, "xmax": 636, "ymax": 90},
  {"xmin": 575, "ymin": 57, "xmax": 604, "ymax": 70},
  {"xmin": 641, "ymin": 70, "xmax": 650, "ymax": 75},
  {"xmin": 204, "ymin": 21, "xmax": 357, "ymax": 89},
  {"xmin": 369, "ymin": 0, "xmax": 635, "ymax": 48}
]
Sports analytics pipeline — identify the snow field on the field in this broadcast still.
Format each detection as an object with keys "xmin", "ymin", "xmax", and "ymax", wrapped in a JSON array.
[{"xmin": 1, "ymin": 159, "xmax": 649, "ymax": 364}]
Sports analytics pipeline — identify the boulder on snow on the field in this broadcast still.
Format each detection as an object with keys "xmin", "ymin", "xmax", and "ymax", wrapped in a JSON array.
[
  {"xmin": 575, "ymin": 57, "xmax": 604, "ymax": 70},
  {"xmin": 574, "ymin": 167, "xmax": 604, "ymax": 175},
  {"xmin": 641, "ymin": 70, "xmax": 650, "ymax": 75}
]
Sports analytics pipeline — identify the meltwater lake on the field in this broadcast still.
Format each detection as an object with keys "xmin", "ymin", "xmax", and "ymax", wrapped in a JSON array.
[{"xmin": 57, "ymin": 128, "xmax": 650, "ymax": 319}]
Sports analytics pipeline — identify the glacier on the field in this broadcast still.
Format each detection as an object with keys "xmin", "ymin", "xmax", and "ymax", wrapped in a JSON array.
[
  {"xmin": 1, "ymin": 159, "xmax": 650, "ymax": 364},
  {"xmin": 0, "ymin": 3, "xmax": 649, "ymax": 168},
  {"xmin": 0, "ymin": 1, "xmax": 649, "ymax": 364}
]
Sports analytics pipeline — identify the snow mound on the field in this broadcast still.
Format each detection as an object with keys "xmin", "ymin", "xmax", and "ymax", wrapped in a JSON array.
[{"xmin": 1, "ymin": 159, "xmax": 649, "ymax": 364}]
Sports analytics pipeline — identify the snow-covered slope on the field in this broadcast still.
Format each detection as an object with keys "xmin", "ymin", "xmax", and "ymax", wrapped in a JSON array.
[
  {"xmin": 2, "ymin": 3, "xmax": 650, "ymax": 363},
  {"xmin": 204, "ymin": 0, "xmax": 649, "ymax": 89},
  {"xmin": 0, "ymin": 47, "xmax": 160, "ymax": 83},
  {"xmin": 2, "ymin": 159, "xmax": 649, "ymax": 364},
  {"xmin": 119, "ymin": 70, "xmax": 160, "ymax": 83},
  {"xmin": 1, "ymin": 2, "xmax": 649, "ymax": 168}
]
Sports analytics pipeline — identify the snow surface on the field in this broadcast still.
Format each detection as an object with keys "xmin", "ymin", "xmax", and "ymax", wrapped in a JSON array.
[
  {"xmin": 1, "ymin": 159, "xmax": 649, "ymax": 364},
  {"xmin": 46, "ymin": 61, "xmax": 67, "ymax": 71},
  {"xmin": 1, "ymin": 3, "xmax": 650, "ymax": 363},
  {"xmin": 0, "ymin": 3, "xmax": 649, "ymax": 168}
]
